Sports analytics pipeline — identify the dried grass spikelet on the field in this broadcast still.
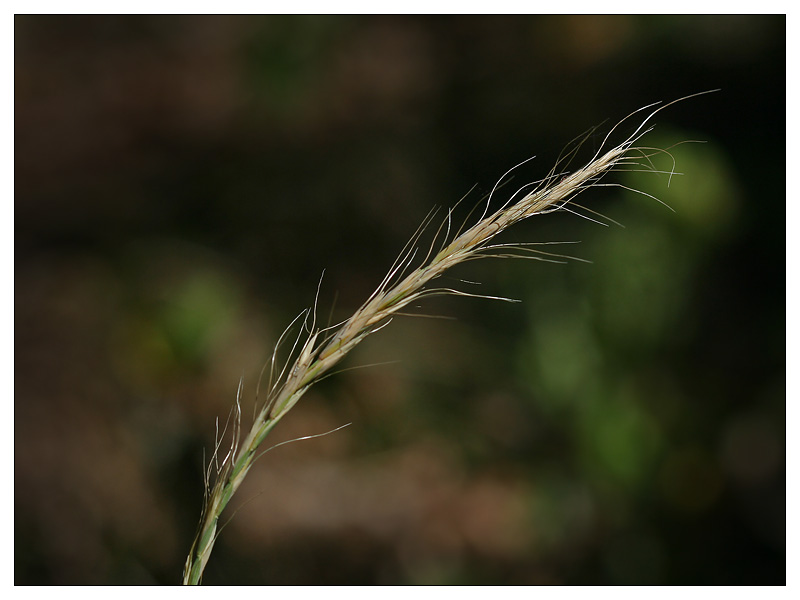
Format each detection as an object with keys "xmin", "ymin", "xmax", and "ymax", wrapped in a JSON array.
[{"xmin": 182, "ymin": 90, "xmax": 718, "ymax": 584}]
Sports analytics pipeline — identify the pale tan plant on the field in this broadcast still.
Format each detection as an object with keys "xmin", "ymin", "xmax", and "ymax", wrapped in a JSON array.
[{"xmin": 182, "ymin": 91, "xmax": 717, "ymax": 584}]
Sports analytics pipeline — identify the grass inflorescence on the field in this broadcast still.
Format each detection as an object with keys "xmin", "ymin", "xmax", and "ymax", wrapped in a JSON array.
[{"xmin": 182, "ymin": 91, "xmax": 717, "ymax": 584}]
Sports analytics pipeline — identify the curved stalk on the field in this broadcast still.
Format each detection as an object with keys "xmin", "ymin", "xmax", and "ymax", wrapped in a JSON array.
[{"xmin": 182, "ymin": 91, "xmax": 718, "ymax": 584}]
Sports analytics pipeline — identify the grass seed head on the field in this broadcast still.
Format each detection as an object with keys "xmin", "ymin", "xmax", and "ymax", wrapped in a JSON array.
[{"xmin": 182, "ymin": 90, "xmax": 719, "ymax": 584}]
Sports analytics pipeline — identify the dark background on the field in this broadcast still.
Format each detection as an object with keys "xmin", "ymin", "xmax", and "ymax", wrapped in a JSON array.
[{"xmin": 15, "ymin": 15, "xmax": 785, "ymax": 585}]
